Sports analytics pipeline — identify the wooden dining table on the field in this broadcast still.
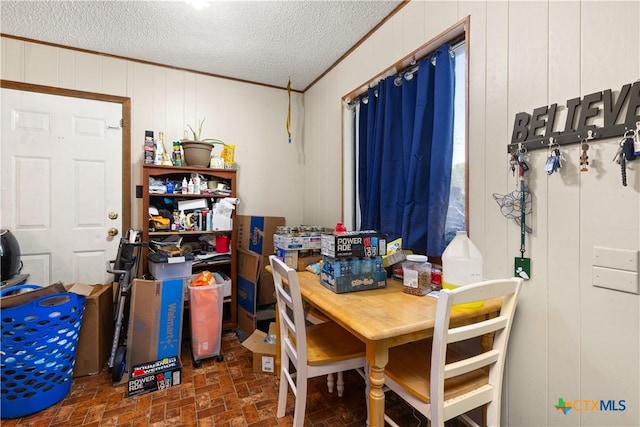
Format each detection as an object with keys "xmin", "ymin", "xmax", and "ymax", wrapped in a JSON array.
[{"xmin": 276, "ymin": 269, "xmax": 503, "ymax": 427}]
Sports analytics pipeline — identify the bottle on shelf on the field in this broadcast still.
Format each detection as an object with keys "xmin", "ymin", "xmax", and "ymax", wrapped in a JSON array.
[
  {"xmin": 172, "ymin": 141, "xmax": 183, "ymax": 166},
  {"xmin": 181, "ymin": 177, "xmax": 188, "ymax": 194},
  {"xmin": 193, "ymin": 175, "xmax": 201, "ymax": 194}
]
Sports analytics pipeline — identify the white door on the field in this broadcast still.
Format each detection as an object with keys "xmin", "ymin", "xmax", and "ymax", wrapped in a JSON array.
[{"xmin": 1, "ymin": 88, "xmax": 122, "ymax": 285}]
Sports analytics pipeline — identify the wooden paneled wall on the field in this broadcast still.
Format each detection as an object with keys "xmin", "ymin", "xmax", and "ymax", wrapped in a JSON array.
[
  {"xmin": 1, "ymin": 37, "xmax": 307, "ymax": 228},
  {"xmin": 304, "ymin": 1, "xmax": 639, "ymax": 426}
]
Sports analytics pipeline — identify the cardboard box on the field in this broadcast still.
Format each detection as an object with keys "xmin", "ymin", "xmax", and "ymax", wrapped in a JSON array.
[
  {"xmin": 321, "ymin": 231, "xmax": 388, "ymax": 258},
  {"xmin": 127, "ymin": 357, "xmax": 182, "ymax": 397},
  {"xmin": 0, "ymin": 282, "xmax": 67, "ymax": 308},
  {"xmin": 274, "ymin": 234, "xmax": 323, "ymax": 250},
  {"xmin": 237, "ymin": 305, "xmax": 276, "ymax": 340},
  {"xmin": 241, "ymin": 322, "xmax": 277, "ymax": 375},
  {"xmin": 275, "ymin": 248, "xmax": 322, "ymax": 272},
  {"xmin": 237, "ymin": 215, "xmax": 285, "ymax": 255},
  {"xmin": 275, "ymin": 247, "xmax": 298, "ymax": 270},
  {"xmin": 297, "ymin": 255, "xmax": 322, "ymax": 272},
  {"xmin": 320, "ymin": 270, "xmax": 387, "ymax": 294},
  {"xmin": 65, "ymin": 283, "xmax": 114, "ymax": 377},
  {"xmin": 237, "ymin": 249, "xmax": 276, "ymax": 312},
  {"xmin": 127, "ymin": 279, "xmax": 184, "ymax": 368},
  {"xmin": 320, "ymin": 256, "xmax": 387, "ymax": 293}
]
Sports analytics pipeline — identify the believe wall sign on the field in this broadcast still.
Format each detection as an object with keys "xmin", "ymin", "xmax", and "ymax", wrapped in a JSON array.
[{"xmin": 508, "ymin": 81, "xmax": 640, "ymax": 152}]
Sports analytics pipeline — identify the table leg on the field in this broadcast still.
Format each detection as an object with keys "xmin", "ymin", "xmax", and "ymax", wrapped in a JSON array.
[{"xmin": 367, "ymin": 340, "xmax": 388, "ymax": 427}]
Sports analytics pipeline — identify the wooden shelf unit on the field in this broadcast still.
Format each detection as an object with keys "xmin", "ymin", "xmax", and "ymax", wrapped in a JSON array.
[{"xmin": 141, "ymin": 164, "xmax": 238, "ymax": 331}]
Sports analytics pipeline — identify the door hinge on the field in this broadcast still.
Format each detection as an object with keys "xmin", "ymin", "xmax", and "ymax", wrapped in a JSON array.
[{"xmin": 120, "ymin": 118, "xmax": 124, "ymax": 127}]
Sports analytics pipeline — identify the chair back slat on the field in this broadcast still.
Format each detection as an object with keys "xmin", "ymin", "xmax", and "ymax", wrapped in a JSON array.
[
  {"xmin": 431, "ymin": 278, "xmax": 523, "ymax": 426},
  {"xmin": 443, "ymin": 349, "xmax": 500, "ymax": 379},
  {"xmin": 442, "ymin": 385, "xmax": 494, "ymax": 422},
  {"xmin": 447, "ymin": 316, "xmax": 509, "ymax": 344}
]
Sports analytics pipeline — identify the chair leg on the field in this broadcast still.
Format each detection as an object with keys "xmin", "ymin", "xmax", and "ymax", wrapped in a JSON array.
[
  {"xmin": 327, "ymin": 373, "xmax": 335, "ymax": 393},
  {"xmin": 356, "ymin": 363, "xmax": 371, "ymax": 426},
  {"xmin": 293, "ymin": 371, "xmax": 308, "ymax": 427},
  {"xmin": 337, "ymin": 371, "xmax": 345, "ymax": 397},
  {"xmin": 277, "ymin": 357, "xmax": 290, "ymax": 418}
]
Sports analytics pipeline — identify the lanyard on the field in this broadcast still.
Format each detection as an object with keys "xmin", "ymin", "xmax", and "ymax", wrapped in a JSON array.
[{"xmin": 518, "ymin": 145, "xmax": 528, "ymax": 258}]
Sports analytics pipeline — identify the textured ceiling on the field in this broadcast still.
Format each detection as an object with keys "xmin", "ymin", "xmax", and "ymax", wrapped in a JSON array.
[{"xmin": 0, "ymin": 0, "xmax": 403, "ymax": 91}]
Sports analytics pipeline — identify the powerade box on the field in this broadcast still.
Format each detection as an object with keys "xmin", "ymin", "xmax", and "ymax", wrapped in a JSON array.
[
  {"xmin": 127, "ymin": 357, "xmax": 182, "ymax": 397},
  {"xmin": 321, "ymin": 231, "xmax": 388, "ymax": 258},
  {"xmin": 320, "ymin": 256, "xmax": 387, "ymax": 294}
]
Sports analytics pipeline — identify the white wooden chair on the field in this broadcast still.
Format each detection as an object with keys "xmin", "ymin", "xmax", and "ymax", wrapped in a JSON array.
[
  {"xmin": 269, "ymin": 255, "xmax": 368, "ymax": 426},
  {"xmin": 383, "ymin": 278, "xmax": 523, "ymax": 427},
  {"xmin": 302, "ymin": 303, "xmax": 349, "ymax": 397}
]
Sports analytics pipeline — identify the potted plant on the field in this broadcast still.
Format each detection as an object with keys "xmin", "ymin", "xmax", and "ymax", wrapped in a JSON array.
[{"xmin": 181, "ymin": 118, "xmax": 226, "ymax": 167}]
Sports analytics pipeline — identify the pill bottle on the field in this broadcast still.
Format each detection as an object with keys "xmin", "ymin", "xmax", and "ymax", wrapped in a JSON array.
[{"xmin": 402, "ymin": 254, "xmax": 431, "ymax": 296}]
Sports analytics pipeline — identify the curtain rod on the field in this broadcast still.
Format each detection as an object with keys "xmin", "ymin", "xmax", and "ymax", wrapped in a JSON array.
[
  {"xmin": 345, "ymin": 37, "xmax": 464, "ymax": 108},
  {"xmin": 343, "ymin": 16, "xmax": 468, "ymax": 104}
]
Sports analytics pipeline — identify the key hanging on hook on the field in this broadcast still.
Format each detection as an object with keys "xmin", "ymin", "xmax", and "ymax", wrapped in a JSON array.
[
  {"xmin": 580, "ymin": 142, "xmax": 590, "ymax": 172},
  {"xmin": 509, "ymin": 150, "xmax": 518, "ymax": 177},
  {"xmin": 544, "ymin": 138, "xmax": 561, "ymax": 175}
]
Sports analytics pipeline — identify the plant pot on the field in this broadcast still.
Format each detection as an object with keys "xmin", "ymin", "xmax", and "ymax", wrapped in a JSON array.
[{"xmin": 181, "ymin": 141, "xmax": 213, "ymax": 167}]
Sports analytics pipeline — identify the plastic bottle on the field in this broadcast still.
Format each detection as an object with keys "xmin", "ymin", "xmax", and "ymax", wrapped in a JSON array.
[
  {"xmin": 173, "ymin": 141, "xmax": 183, "ymax": 166},
  {"xmin": 153, "ymin": 137, "xmax": 162, "ymax": 165},
  {"xmin": 402, "ymin": 255, "xmax": 431, "ymax": 296},
  {"xmin": 193, "ymin": 175, "xmax": 201, "ymax": 194},
  {"xmin": 187, "ymin": 178, "xmax": 194, "ymax": 194},
  {"xmin": 334, "ymin": 223, "xmax": 347, "ymax": 235},
  {"xmin": 181, "ymin": 177, "xmax": 188, "ymax": 194},
  {"xmin": 441, "ymin": 230, "xmax": 484, "ymax": 308}
]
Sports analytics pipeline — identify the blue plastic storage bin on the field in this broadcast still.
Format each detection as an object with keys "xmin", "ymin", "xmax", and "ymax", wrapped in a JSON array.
[{"xmin": 1, "ymin": 285, "xmax": 86, "ymax": 419}]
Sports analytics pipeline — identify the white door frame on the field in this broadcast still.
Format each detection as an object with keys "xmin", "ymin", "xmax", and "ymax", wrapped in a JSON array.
[{"xmin": 1, "ymin": 80, "xmax": 132, "ymax": 233}]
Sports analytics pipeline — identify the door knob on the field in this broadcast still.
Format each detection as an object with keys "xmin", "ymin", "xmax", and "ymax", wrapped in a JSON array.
[
  {"xmin": 108, "ymin": 227, "xmax": 119, "ymax": 237},
  {"xmin": 109, "ymin": 212, "xmax": 118, "ymax": 220}
]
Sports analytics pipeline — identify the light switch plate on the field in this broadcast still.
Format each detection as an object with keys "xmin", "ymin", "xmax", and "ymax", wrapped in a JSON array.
[
  {"xmin": 592, "ymin": 247, "xmax": 638, "ymax": 272},
  {"xmin": 592, "ymin": 266, "xmax": 639, "ymax": 294}
]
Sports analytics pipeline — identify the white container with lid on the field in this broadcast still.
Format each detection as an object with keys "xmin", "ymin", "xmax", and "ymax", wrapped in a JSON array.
[{"xmin": 402, "ymin": 254, "xmax": 432, "ymax": 296}]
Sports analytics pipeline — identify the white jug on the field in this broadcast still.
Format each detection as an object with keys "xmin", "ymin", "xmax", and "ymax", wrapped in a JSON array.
[{"xmin": 441, "ymin": 231, "xmax": 483, "ymax": 307}]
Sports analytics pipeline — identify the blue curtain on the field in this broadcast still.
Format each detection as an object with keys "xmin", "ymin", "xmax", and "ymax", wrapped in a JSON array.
[{"xmin": 358, "ymin": 44, "xmax": 455, "ymax": 256}]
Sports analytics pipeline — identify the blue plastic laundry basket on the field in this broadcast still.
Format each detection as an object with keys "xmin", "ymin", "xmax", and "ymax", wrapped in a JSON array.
[{"xmin": 1, "ymin": 285, "xmax": 86, "ymax": 419}]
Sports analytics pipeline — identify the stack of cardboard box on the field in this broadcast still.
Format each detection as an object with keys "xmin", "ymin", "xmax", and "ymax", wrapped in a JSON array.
[
  {"xmin": 236, "ymin": 215, "xmax": 285, "ymax": 339},
  {"xmin": 273, "ymin": 226, "xmax": 331, "ymax": 271}
]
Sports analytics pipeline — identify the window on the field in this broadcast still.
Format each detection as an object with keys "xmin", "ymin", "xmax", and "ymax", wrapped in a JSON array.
[
  {"xmin": 445, "ymin": 43, "xmax": 466, "ymax": 245},
  {"xmin": 342, "ymin": 20, "xmax": 468, "ymax": 257}
]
